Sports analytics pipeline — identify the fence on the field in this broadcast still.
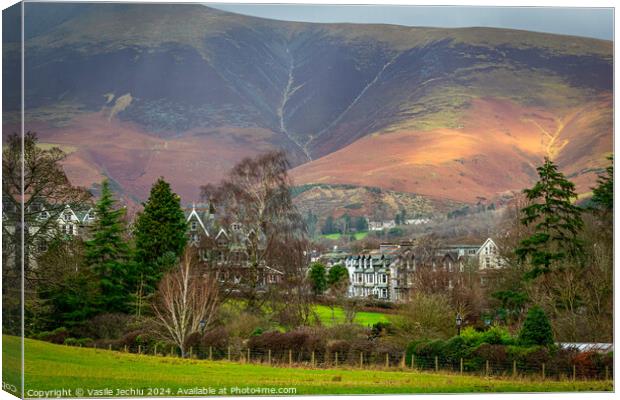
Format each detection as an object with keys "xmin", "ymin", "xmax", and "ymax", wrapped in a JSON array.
[{"xmin": 80, "ymin": 342, "xmax": 612, "ymax": 381}]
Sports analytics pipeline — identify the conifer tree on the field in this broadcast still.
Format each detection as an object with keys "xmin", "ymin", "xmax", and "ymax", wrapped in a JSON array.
[
  {"xmin": 308, "ymin": 262, "xmax": 327, "ymax": 296},
  {"xmin": 133, "ymin": 177, "xmax": 187, "ymax": 292},
  {"xmin": 518, "ymin": 305, "xmax": 554, "ymax": 346},
  {"xmin": 85, "ymin": 179, "xmax": 133, "ymax": 313},
  {"xmin": 591, "ymin": 155, "xmax": 613, "ymax": 211},
  {"xmin": 516, "ymin": 157, "xmax": 583, "ymax": 278}
]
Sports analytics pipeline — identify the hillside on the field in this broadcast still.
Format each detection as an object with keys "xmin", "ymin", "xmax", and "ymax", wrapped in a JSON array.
[{"xmin": 3, "ymin": 3, "xmax": 612, "ymax": 204}]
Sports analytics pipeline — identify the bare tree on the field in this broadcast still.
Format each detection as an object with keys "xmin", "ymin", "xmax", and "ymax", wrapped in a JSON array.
[
  {"xmin": 152, "ymin": 250, "xmax": 220, "ymax": 357},
  {"xmin": 200, "ymin": 151, "xmax": 307, "ymax": 312}
]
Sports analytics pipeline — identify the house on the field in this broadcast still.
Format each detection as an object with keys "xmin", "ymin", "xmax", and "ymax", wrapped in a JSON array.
[
  {"xmin": 341, "ymin": 237, "xmax": 505, "ymax": 303},
  {"xmin": 368, "ymin": 220, "xmax": 396, "ymax": 231},
  {"xmin": 183, "ymin": 203, "xmax": 284, "ymax": 289}
]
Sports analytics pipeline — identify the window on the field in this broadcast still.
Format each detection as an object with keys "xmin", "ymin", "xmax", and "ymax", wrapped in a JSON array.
[
  {"xmin": 232, "ymin": 223, "xmax": 242, "ymax": 231},
  {"xmin": 367, "ymin": 274, "xmax": 374, "ymax": 284},
  {"xmin": 381, "ymin": 288, "xmax": 388, "ymax": 298},
  {"xmin": 39, "ymin": 211, "xmax": 49, "ymax": 220},
  {"xmin": 65, "ymin": 224, "xmax": 72, "ymax": 235},
  {"xmin": 191, "ymin": 233, "xmax": 199, "ymax": 243},
  {"xmin": 63, "ymin": 213, "xmax": 71, "ymax": 222},
  {"xmin": 381, "ymin": 274, "xmax": 388, "ymax": 283},
  {"xmin": 468, "ymin": 249, "xmax": 476, "ymax": 255},
  {"xmin": 190, "ymin": 220, "xmax": 198, "ymax": 231},
  {"xmin": 37, "ymin": 242, "xmax": 48, "ymax": 253}
]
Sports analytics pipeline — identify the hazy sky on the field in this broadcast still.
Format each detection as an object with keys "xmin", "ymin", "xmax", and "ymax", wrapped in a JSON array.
[{"xmin": 207, "ymin": 4, "xmax": 613, "ymax": 41}]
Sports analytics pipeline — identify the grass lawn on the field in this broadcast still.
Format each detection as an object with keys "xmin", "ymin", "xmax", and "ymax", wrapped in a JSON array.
[
  {"xmin": 3, "ymin": 336, "xmax": 611, "ymax": 396},
  {"xmin": 312, "ymin": 305, "xmax": 390, "ymax": 326},
  {"xmin": 321, "ymin": 232, "xmax": 369, "ymax": 241}
]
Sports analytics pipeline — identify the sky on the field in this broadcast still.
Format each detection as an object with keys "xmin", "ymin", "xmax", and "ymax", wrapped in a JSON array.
[{"xmin": 207, "ymin": 4, "xmax": 613, "ymax": 41}]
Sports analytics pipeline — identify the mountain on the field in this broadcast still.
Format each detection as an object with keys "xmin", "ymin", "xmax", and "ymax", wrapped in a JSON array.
[{"xmin": 3, "ymin": 3, "xmax": 612, "ymax": 206}]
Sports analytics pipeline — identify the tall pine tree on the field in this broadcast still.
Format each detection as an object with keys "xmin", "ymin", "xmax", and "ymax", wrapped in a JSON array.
[
  {"xmin": 85, "ymin": 179, "xmax": 133, "ymax": 313},
  {"xmin": 591, "ymin": 155, "xmax": 613, "ymax": 212},
  {"xmin": 133, "ymin": 177, "xmax": 187, "ymax": 293},
  {"xmin": 516, "ymin": 157, "xmax": 583, "ymax": 278}
]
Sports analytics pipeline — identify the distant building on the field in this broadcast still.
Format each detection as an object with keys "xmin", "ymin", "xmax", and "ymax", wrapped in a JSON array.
[{"xmin": 339, "ymin": 238, "xmax": 505, "ymax": 303}]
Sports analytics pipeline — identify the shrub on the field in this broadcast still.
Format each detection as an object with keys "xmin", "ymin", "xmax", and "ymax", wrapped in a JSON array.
[
  {"xmin": 471, "ymin": 344, "xmax": 508, "ymax": 371},
  {"xmin": 201, "ymin": 327, "xmax": 230, "ymax": 356},
  {"xmin": 507, "ymin": 345, "xmax": 550, "ymax": 371},
  {"xmin": 36, "ymin": 327, "xmax": 69, "ymax": 344},
  {"xmin": 63, "ymin": 338, "xmax": 79, "ymax": 346},
  {"xmin": 518, "ymin": 306, "xmax": 554, "ymax": 346},
  {"xmin": 460, "ymin": 326, "xmax": 515, "ymax": 347}
]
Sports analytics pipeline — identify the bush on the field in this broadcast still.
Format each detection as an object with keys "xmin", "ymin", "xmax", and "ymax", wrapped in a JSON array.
[
  {"xmin": 79, "ymin": 313, "xmax": 131, "ymax": 340},
  {"xmin": 518, "ymin": 306, "xmax": 554, "ymax": 346},
  {"xmin": 63, "ymin": 338, "xmax": 79, "ymax": 346},
  {"xmin": 507, "ymin": 345, "xmax": 550, "ymax": 371},
  {"xmin": 35, "ymin": 327, "xmax": 69, "ymax": 344},
  {"xmin": 460, "ymin": 326, "xmax": 515, "ymax": 347},
  {"xmin": 471, "ymin": 344, "xmax": 508, "ymax": 371}
]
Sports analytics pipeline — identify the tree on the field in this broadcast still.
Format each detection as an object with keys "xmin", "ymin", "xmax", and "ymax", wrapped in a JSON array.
[
  {"xmin": 84, "ymin": 179, "xmax": 133, "ymax": 313},
  {"xmin": 515, "ymin": 157, "xmax": 583, "ymax": 278},
  {"xmin": 591, "ymin": 155, "xmax": 613, "ymax": 212},
  {"xmin": 308, "ymin": 262, "xmax": 328, "ymax": 296},
  {"xmin": 355, "ymin": 216, "xmax": 368, "ymax": 232},
  {"xmin": 326, "ymin": 264, "xmax": 351, "ymax": 323},
  {"xmin": 36, "ymin": 238, "xmax": 100, "ymax": 332},
  {"xmin": 152, "ymin": 250, "xmax": 220, "ymax": 357},
  {"xmin": 321, "ymin": 215, "xmax": 337, "ymax": 235},
  {"xmin": 2, "ymin": 132, "xmax": 91, "ymax": 280},
  {"xmin": 518, "ymin": 305, "xmax": 554, "ymax": 346},
  {"xmin": 133, "ymin": 177, "xmax": 187, "ymax": 293},
  {"xmin": 392, "ymin": 292, "xmax": 456, "ymax": 340},
  {"xmin": 201, "ymin": 151, "xmax": 307, "ymax": 312}
]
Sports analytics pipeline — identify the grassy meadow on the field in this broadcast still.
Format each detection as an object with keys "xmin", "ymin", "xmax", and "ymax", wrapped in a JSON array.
[
  {"xmin": 2, "ymin": 336, "xmax": 612, "ymax": 397},
  {"xmin": 312, "ymin": 305, "xmax": 390, "ymax": 326}
]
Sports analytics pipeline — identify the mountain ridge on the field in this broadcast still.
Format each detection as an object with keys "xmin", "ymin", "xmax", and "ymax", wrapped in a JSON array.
[{"xmin": 3, "ymin": 3, "xmax": 612, "ymax": 207}]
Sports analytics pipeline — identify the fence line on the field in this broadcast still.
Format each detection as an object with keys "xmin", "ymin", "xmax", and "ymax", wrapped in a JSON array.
[{"xmin": 75, "ymin": 342, "xmax": 613, "ymax": 381}]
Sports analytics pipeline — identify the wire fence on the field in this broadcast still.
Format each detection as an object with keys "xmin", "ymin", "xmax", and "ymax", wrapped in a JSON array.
[{"xmin": 78, "ymin": 342, "xmax": 613, "ymax": 381}]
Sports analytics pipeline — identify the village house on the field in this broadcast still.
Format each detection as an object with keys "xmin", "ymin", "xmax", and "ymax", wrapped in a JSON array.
[{"xmin": 338, "ymin": 237, "xmax": 505, "ymax": 303}]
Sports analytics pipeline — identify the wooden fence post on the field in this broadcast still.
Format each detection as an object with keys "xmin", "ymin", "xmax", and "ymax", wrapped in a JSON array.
[
  {"xmin": 289, "ymin": 349, "xmax": 293, "ymax": 366},
  {"xmin": 108, "ymin": 344, "xmax": 112, "ymax": 351},
  {"xmin": 247, "ymin": 348, "xmax": 250, "ymax": 363},
  {"xmin": 209, "ymin": 346, "xmax": 212, "ymax": 361},
  {"xmin": 542, "ymin": 363, "xmax": 545, "ymax": 380},
  {"xmin": 385, "ymin": 353, "xmax": 389, "ymax": 368},
  {"xmin": 154, "ymin": 344, "xmax": 158, "ymax": 355},
  {"xmin": 268, "ymin": 349, "xmax": 271, "ymax": 365},
  {"xmin": 189, "ymin": 347, "xmax": 193, "ymax": 358},
  {"xmin": 513, "ymin": 360, "xmax": 517, "ymax": 377},
  {"xmin": 572, "ymin": 364, "xmax": 576, "ymax": 381},
  {"xmin": 435, "ymin": 356, "xmax": 439, "ymax": 372},
  {"xmin": 227, "ymin": 346, "xmax": 231, "ymax": 361},
  {"xmin": 311, "ymin": 351, "xmax": 315, "ymax": 366},
  {"xmin": 360, "ymin": 352, "xmax": 364, "ymax": 368},
  {"xmin": 485, "ymin": 360, "xmax": 489, "ymax": 376},
  {"xmin": 169, "ymin": 347, "xmax": 173, "ymax": 357},
  {"xmin": 411, "ymin": 354, "xmax": 415, "ymax": 369},
  {"xmin": 401, "ymin": 352, "xmax": 406, "ymax": 368},
  {"xmin": 460, "ymin": 358, "xmax": 463, "ymax": 374},
  {"xmin": 605, "ymin": 366, "xmax": 609, "ymax": 381}
]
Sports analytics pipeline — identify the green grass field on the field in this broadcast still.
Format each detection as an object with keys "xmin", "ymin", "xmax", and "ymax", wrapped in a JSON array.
[
  {"xmin": 321, "ymin": 232, "xmax": 369, "ymax": 241},
  {"xmin": 2, "ymin": 336, "xmax": 611, "ymax": 397},
  {"xmin": 312, "ymin": 305, "xmax": 390, "ymax": 326}
]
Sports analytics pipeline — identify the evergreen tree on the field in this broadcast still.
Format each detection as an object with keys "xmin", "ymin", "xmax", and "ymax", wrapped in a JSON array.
[
  {"xmin": 515, "ymin": 158, "xmax": 583, "ymax": 278},
  {"xmin": 327, "ymin": 264, "xmax": 349, "ymax": 287},
  {"xmin": 133, "ymin": 177, "xmax": 187, "ymax": 292},
  {"xmin": 518, "ymin": 305, "xmax": 554, "ymax": 346},
  {"xmin": 591, "ymin": 155, "xmax": 613, "ymax": 211},
  {"xmin": 355, "ymin": 216, "xmax": 369, "ymax": 232},
  {"xmin": 85, "ymin": 180, "xmax": 133, "ymax": 313},
  {"xmin": 321, "ymin": 215, "xmax": 337, "ymax": 235},
  {"xmin": 308, "ymin": 262, "xmax": 328, "ymax": 296}
]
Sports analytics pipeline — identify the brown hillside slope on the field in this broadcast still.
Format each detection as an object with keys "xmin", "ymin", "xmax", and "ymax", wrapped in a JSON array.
[{"xmin": 291, "ymin": 96, "xmax": 612, "ymax": 203}]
